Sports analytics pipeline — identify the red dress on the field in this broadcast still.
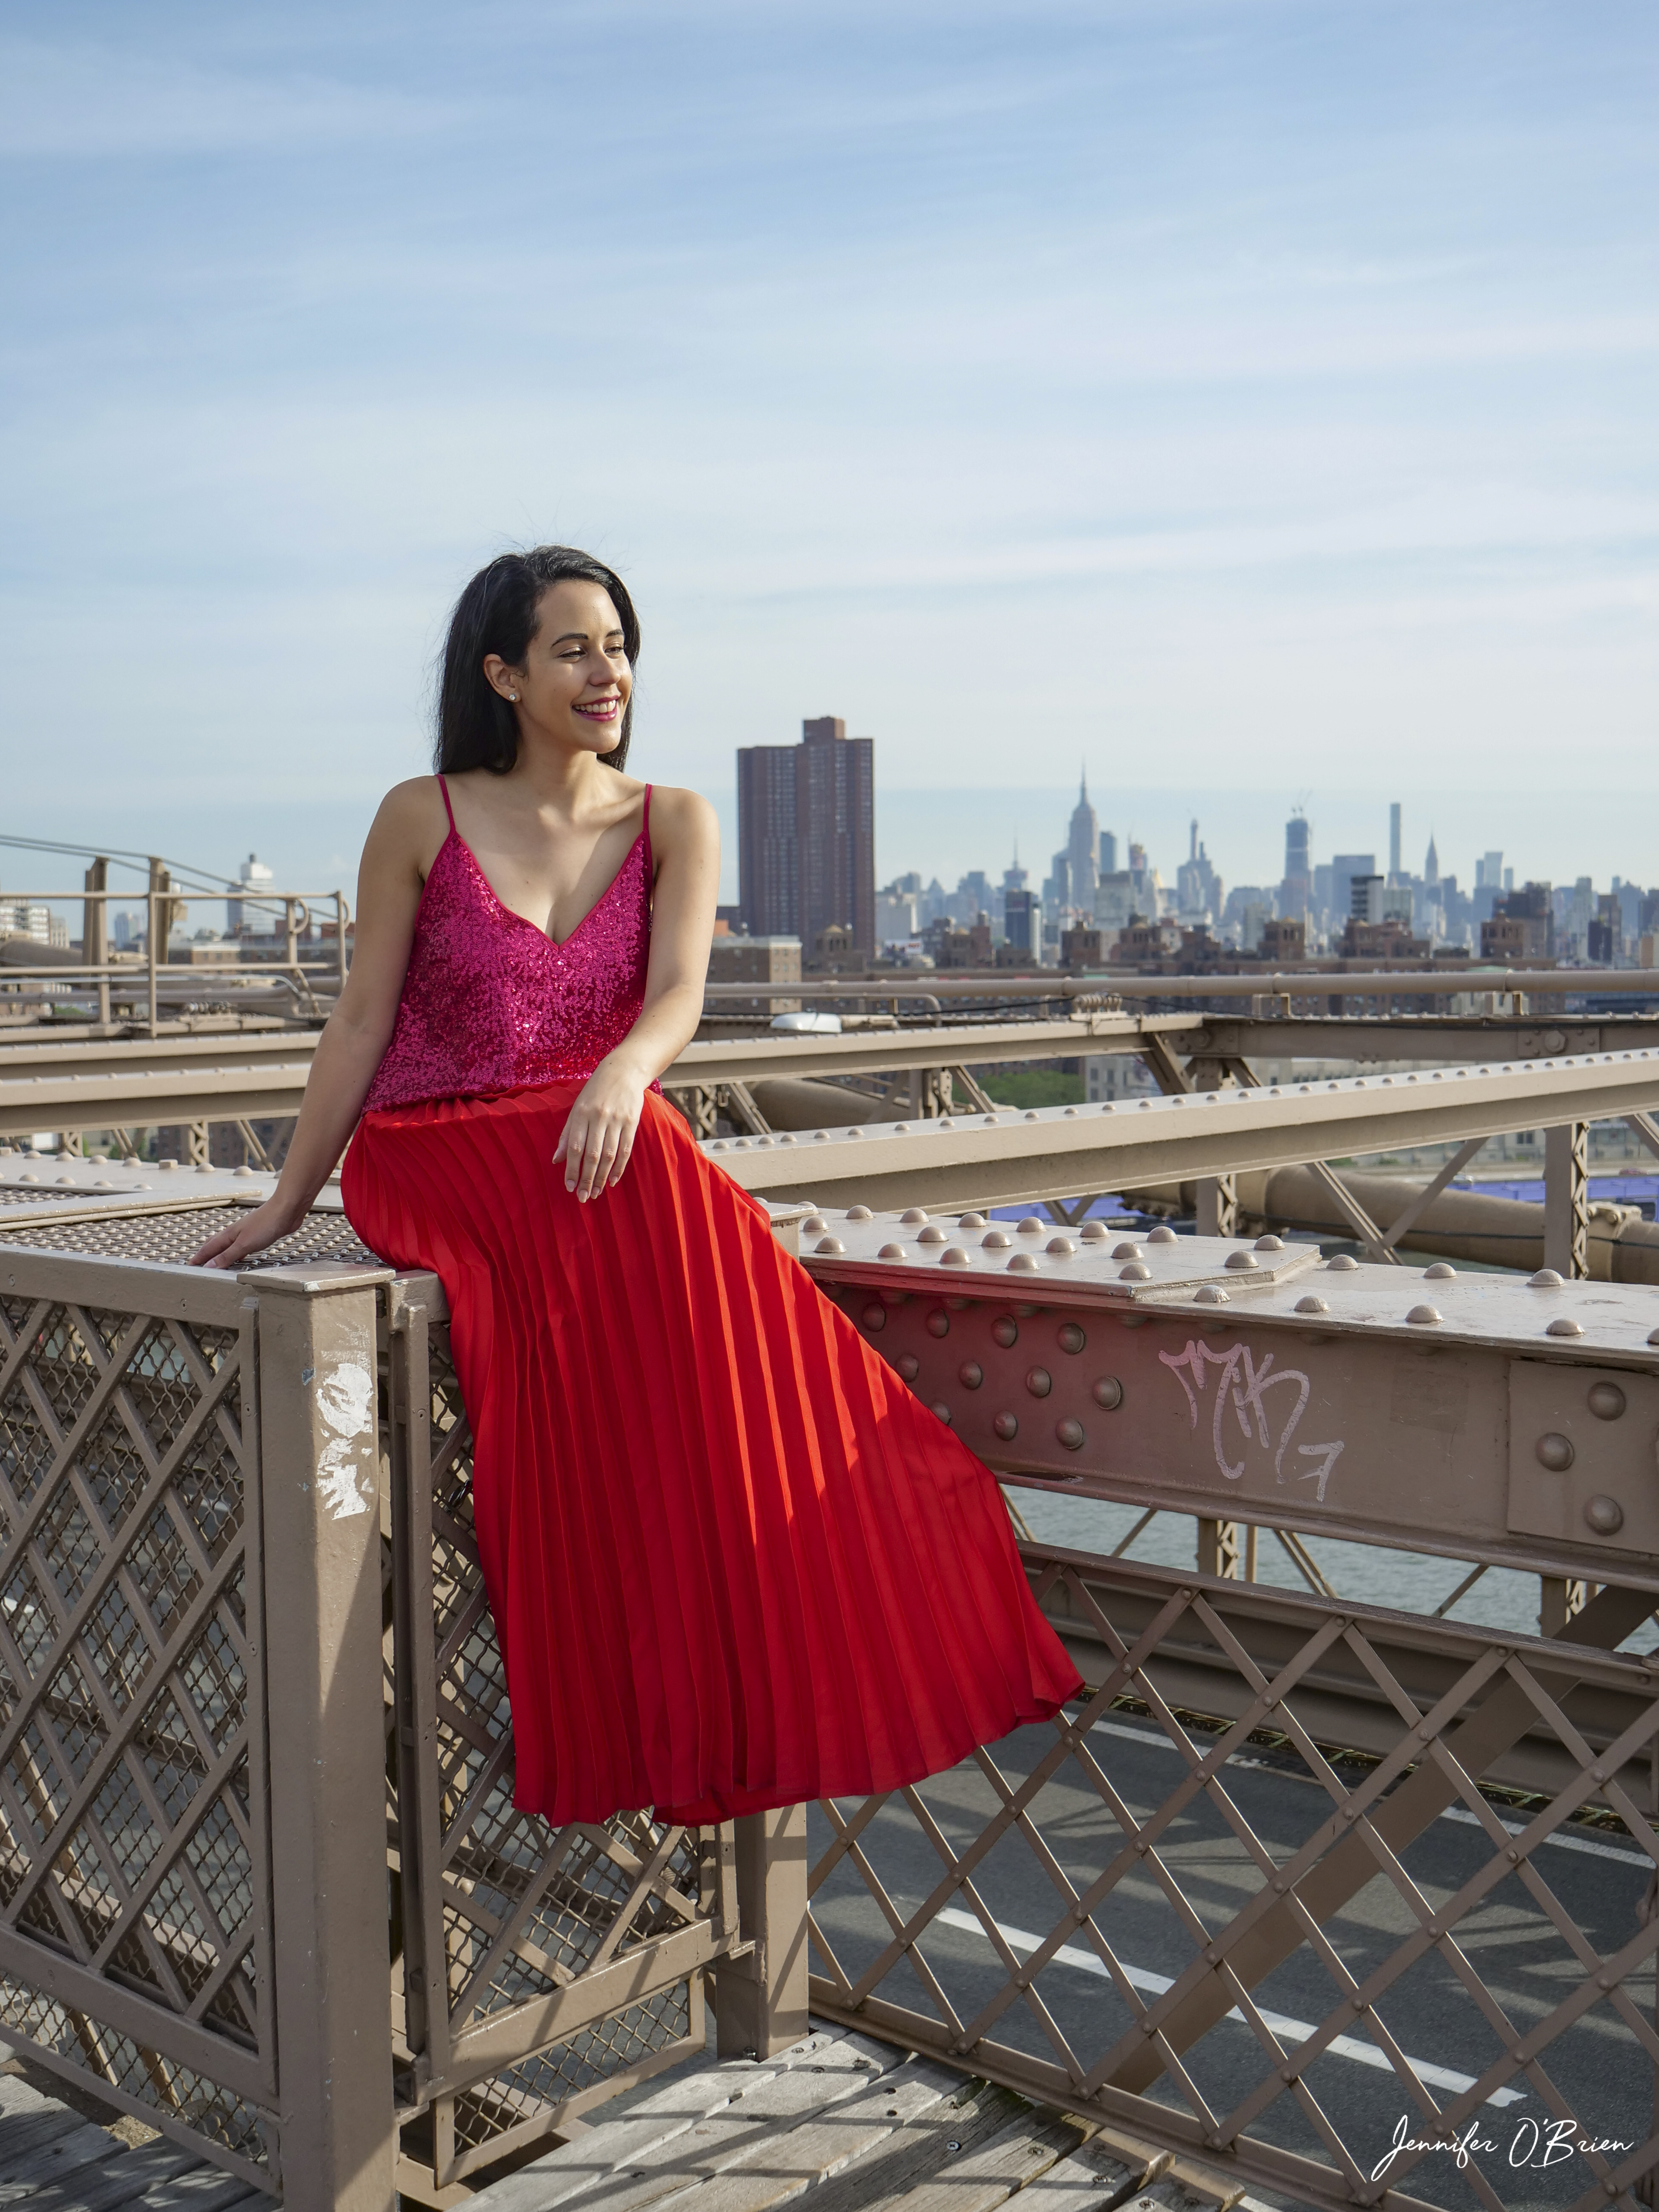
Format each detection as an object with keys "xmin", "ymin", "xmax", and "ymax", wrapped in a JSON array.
[{"xmin": 341, "ymin": 776, "xmax": 1081, "ymax": 1825}]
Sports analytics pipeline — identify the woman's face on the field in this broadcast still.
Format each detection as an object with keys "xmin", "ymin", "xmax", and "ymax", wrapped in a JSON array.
[{"xmin": 485, "ymin": 578, "xmax": 632, "ymax": 757}]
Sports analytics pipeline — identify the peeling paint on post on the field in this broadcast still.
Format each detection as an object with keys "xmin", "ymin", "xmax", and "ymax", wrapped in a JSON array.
[{"xmin": 315, "ymin": 1359, "xmax": 375, "ymax": 1519}]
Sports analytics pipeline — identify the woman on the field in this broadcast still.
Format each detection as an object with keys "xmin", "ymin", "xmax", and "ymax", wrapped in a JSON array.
[{"xmin": 191, "ymin": 545, "xmax": 1081, "ymax": 1825}]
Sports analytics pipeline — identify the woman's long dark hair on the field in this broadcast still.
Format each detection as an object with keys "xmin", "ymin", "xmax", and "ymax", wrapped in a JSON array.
[{"xmin": 435, "ymin": 545, "xmax": 640, "ymax": 775}]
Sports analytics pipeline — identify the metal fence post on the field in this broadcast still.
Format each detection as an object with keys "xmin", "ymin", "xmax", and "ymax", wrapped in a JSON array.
[
  {"xmin": 1195, "ymin": 1174, "xmax": 1237, "ymax": 1237},
  {"xmin": 248, "ymin": 1260, "xmax": 397, "ymax": 2212},
  {"xmin": 713, "ymin": 1806, "xmax": 810, "ymax": 2059},
  {"xmin": 82, "ymin": 860, "xmax": 110, "ymax": 1027},
  {"xmin": 1545, "ymin": 1119, "xmax": 1589, "ymax": 1277},
  {"xmin": 707, "ymin": 1203, "xmax": 814, "ymax": 2063},
  {"xmin": 1196, "ymin": 1517, "xmax": 1253, "ymax": 1579}
]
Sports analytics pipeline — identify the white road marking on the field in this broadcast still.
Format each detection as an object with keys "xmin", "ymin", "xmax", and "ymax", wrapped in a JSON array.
[
  {"xmin": 933, "ymin": 1906, "xmax": 1525, "ymax": 2106},
  {"xmin": 1090, "ymin": 1717, "xmax": 1656, "ymax": 1867}
]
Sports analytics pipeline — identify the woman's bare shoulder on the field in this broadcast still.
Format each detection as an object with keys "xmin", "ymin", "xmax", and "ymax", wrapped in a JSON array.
[
  {"xmin": 646, "ymin": 783, "xmax": 719, "ymax": 849},
  {"xmin": 366, "ymin": 776, "xmax": 451, "ymax": 871}
]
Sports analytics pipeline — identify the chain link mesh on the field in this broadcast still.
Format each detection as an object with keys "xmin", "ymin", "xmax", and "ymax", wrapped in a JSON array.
[
  {"xmin": 447, "ymin": 1979, "xmax": 693, "ymax": 2156},
  {"xmin": 0, "ymin": 1971, "xmax": 273, "ymax": 2170}
]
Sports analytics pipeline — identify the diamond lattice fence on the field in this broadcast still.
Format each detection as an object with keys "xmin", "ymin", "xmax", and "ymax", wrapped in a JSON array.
[
  {"xmin": 809, "ymin": 1548, "xmax": 1659, "ymax": 2212},
  {"xmin": 0, "ymin": 1265, "xmax": 275, "ymax": 2184},
  {"xmin": 387, "ymin": 1309, "xmax": 718, "ymax": 2190}
]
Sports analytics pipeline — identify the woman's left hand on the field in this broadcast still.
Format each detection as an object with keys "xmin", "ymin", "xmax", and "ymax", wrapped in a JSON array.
[{"xmin": 553, "ymin": 1057, "xmax": 647, "ymax": 1200}]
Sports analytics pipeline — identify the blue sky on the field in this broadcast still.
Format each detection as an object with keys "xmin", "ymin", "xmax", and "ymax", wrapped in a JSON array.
[{"xmin": 2, "ymin": 0, "xmax": 1655, "ymax": 906}]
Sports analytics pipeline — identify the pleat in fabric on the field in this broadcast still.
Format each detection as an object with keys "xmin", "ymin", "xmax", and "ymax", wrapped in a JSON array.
[{"xmin": 341, "ymin": 1083, "xmax": 1083, "ymax": 1826}]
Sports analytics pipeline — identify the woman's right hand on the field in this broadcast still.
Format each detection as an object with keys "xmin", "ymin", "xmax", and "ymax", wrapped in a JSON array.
[{"xmin": 189, "ymin": 1196, "xmax": 306, "ymax": 1271}]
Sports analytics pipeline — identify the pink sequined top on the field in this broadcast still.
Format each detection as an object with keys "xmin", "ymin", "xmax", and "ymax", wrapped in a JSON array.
[{"xmin": 361, "ymin": 776, "xmax": 658, "ymax": 1114}]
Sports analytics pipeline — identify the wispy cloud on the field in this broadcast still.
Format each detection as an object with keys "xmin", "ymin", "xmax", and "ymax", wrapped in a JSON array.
[
  {"xmin": 0, "ymin": 36, "xmax": 456, "ymax": 158},
  {"xmin": 0, "ymin": 0, "xmax": 1655, "ymax": 897}
]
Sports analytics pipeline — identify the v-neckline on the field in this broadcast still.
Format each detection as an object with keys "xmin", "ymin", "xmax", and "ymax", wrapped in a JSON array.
[{"xmin": 447, "ymin": 819, "xmax": 646, "ymax": 951}]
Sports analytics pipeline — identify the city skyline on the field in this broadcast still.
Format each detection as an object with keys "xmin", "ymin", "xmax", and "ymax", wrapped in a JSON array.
[
  {"xmin": 0, "ymin": 776, "xmax": 1648, "ymax": 932},
  {"xmin": 864, "ymin": 771, "xmax": 1656, "ymax": 967}
]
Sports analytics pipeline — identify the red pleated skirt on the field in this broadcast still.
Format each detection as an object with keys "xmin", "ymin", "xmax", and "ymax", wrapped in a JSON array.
[{"xmin": 341, "ymin": 1083, "xmax": 1082, "ymax": 1825}]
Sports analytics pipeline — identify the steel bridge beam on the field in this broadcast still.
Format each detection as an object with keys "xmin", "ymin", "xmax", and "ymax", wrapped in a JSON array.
[
  {"xmin": 702, "ymin": 1050, "xmax": 1659, "ymax": 1211},
  {"xmin": 1165, "ymin": 1013, "xmax": 1659, "ymax": 1061},
  {"xmin": 14, "ymin": 1007, "xmax": 1659, "ymax": 1145},
  {"xmin": 803, "ymin": 1214, "xmax": 1659, "ymax": 1586},
  {"xmin": 0, "ymin": 1016, "xmax": 1187, "ymax": 1142},
  {"xmin": 669, "ymin": 1015, "xmax": 1174, "ymax": 1087}
]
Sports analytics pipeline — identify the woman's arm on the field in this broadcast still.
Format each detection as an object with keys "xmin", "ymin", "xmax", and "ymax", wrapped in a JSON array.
[
  {"xmin": 554, "ymin": 786, "xmax": 720, "ymax": 1201},
  {"xmin": 188, "ymin": 781, "xmax": 441, "ymax": 1268}
]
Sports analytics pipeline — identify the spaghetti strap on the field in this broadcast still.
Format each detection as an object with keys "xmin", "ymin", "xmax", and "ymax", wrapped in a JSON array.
[
  {"xmin": 642, "ymin": 783, "xmax": 654, "ymax": 875},
  {"xmin": 436, "ymin": 774, "xmax": 457, "ymax": 833}
]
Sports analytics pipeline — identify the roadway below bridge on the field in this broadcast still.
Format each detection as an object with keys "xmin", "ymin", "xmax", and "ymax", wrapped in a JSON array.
[{"xmin": 809, "ymin": 1709, "xmax": 1655, "ymax": 2212}]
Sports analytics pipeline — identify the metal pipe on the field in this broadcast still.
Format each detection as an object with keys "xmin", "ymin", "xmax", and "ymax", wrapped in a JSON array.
[
  {"xmin": 1132, "ymin": 1162, "xmax": 1659, "ymax": 1283},
  {"xmin": 704, "ymin": 969, "xmax": 1659, "ymax": 1003},
  {"xmin": 3, "ymin": 883, "xmax": 353, "ymax": 903},
  {"xmin": 0, "ymin": 959, "xmax": 361, "ymax": 984},
  {"xmin": 146, "ymin": 891, "xmax": 158, "ymax": 1036}
]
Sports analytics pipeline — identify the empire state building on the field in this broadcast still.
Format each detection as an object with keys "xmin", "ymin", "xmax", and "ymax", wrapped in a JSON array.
[{"xmin": 1067, "ymin": 770, "xmax": 1100, "ymax": 905}]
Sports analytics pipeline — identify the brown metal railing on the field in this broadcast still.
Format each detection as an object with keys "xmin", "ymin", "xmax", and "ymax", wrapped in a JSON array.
[
  {"xmin": 0, "ymin": 1235, "xmax": 278, "ymax": 2187},
  {"xmin": 381, "ymin": 1273, "xmax": 746, "ymax": 2197},
  {"xmin": 7, "ymin": 1188, "xmax": 1659, "ymax": 2209},
  {"xmin": 0, "ymin": 884, "xmax": 351, "ymax": 1031},
  {"xmin": 805, "ymin": 1546, "xmax": 1659, "ymax": 2212},
  {"xmin": 0, "ymin": 1208, "xmax": 756, "ymax": 2210}
]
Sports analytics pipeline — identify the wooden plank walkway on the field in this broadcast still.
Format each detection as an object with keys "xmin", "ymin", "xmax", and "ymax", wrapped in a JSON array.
[
  {"xmin": 468, "ymin": 2027, "xmax": 1247, "ymax": 2212},
  {"xmin": 3, "ymin": 2025, "xmax": 1248, "ymax": 2210},
  {"xmin": 0, "ymin": 2062, "xmax": 275, "ymax": 2211}
]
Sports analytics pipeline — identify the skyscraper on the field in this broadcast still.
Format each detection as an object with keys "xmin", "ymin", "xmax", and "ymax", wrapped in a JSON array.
[
  {"xmin": 1424, "ymin": 835, "xmax": 1440, "ymax": 886},
  {"xmin": 1332, "ymin": 854, "xmax": 1377, "ymax": 926},
  {"xmin": 1388, "ymin": 803, "xmax": 1402, "ymax": 882},
  {"xmin": 1280, "ymin": 811, "xmax": 1312, "ymax": 916},
  {"xmin": 227, "ymin": 853, "xmax": 274, "ymax": 936},
  {"xmin": 1003, "ymin": 888, "xmax": 1042, "ymax": 957},
  {"xmin": 735, "ymin": 750, "xmax": 799, "ymax": 938},
  {"xmin": 737, "ymin": 716, "xmax": 876, "ymax": 955},
  {"xmin": 1067, "ymin": 770, "xmax": 1100, "ymax": 905},
  {"xmin": 1177, "ymin": 821, "xmax": 1220, "ymax": 920}
]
